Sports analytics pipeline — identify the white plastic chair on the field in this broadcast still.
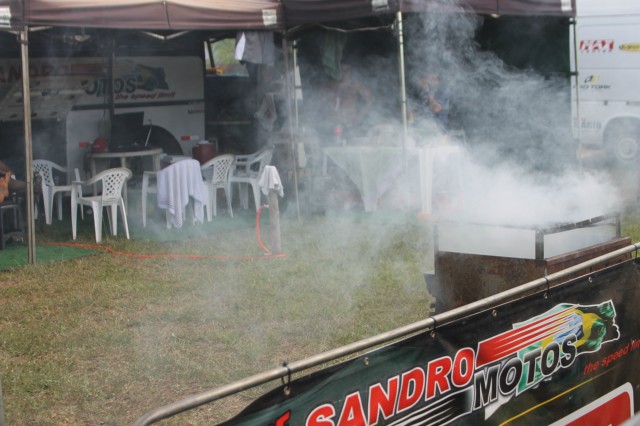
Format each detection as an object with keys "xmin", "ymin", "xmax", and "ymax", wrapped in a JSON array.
[
  {"xmin": 33, "ymin": 159, "xmax": 82, "ymax": 225},
  {"xmin": 71, "ymin": 167, "xmax": 131, "ymax": 243},
  {"xmin": 228, "ymin": 146, "xmax": 273, "ymax": 211},
  {"xmin": 200, "ymin": 154, "xmax": 235, "ymax": 220}
]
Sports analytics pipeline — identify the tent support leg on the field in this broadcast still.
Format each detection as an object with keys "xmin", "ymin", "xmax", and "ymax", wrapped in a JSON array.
[{"xmin": 20, "ymin": 28, "xmax": 36, "ymax": 265}]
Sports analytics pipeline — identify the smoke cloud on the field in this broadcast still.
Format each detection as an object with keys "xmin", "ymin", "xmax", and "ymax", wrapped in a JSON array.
[{"xmin": 295, "ymin": 0, "xmax": 624, "ymax": 226}]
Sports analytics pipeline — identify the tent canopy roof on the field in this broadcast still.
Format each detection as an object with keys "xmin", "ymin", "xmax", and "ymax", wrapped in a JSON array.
[{"xmin": 0, "ymin": 0, "xmax": 575, "ymax": 31}]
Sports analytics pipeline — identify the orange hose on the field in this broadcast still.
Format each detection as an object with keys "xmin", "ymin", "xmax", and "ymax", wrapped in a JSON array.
[
  {"xmin": 255, "ymin": 204, "xmax": 272, "ymax": 255},
  {"xmin": 40, "ymin": 204, "xmax": 283, "ymax": 259}
]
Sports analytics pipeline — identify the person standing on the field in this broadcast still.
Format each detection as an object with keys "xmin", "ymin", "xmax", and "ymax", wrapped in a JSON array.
[
  {"xmin": 409, "ymin": 71, "xmax": 450, "ymax": 133},
  {"xmin": 0, "ymin": 169, "xmax": 9, "ymax": 203},
  {"xmin": 320, "ymin": 63, "xmax": 375, "ymax": 143},
  {"xmin": 0, "ymin": 160, "xmax": 26, "ymax": 203}
]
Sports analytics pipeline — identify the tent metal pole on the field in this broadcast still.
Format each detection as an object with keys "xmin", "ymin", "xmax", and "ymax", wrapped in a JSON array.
[
  {"xmin": 282, "ymin": 36, "xmax": 301, "ymax": 221},
  {"xmin": 397, "ymin": 11, "xmax": 408, "ymax": 147},
  {"xmin": 396, "ymin": 11, "xmax": 409, "ymax": 208},
  {"xmin": 20, "ymin": 29, "xmax": 36, "ymax": 264},
  {"xmin": 109, "ymin": 35, "xmax": 115, "ymax": 123},
  {"xmin": 570, "ymin": 17, "xmax": 582, "ymax": 170},
  {"xmin": 292, "ymin": 40, "xmax": 300, "ymax": 129}
]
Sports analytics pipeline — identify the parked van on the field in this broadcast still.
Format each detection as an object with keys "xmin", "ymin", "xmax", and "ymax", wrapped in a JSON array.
[{"xmin": 571, "ymin": 0, "xmax": 640, "ymax": 163}]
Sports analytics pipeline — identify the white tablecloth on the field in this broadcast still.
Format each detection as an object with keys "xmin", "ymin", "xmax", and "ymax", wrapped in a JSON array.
[
  {"xmin": 322, "ymin": 144, "xmax": 465, "ymax": 213},
  {"xmin": 156, "ymin": 159, "xmax": 206, "ymax": 228}
]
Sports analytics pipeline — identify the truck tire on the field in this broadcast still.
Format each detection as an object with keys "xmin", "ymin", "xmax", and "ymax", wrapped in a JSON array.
[
  {"xmin": 605, "ymin": 120, "xmax": 640, "ymax": 164},
  {"xmin": 138, "ymin": 125, "xmax": 182, "ymax": 155}
]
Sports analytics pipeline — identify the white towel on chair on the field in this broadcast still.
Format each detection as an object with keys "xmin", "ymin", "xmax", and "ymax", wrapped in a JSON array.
[
  {"xmin": 156, "ymin": 159, "xmax": 206, "ymax": 228},
  {"xmin": 258, "ymin": 165, "xmax": 284, "ymax": 197}
]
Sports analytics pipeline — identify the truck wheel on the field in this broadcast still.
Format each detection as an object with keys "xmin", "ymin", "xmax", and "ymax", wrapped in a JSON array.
[
  {"xmin": 139, "ymin": 125, "xmax": 182, "ymax": 155},
  {"xmin": 605, "ymin": 122, "xmax": 640, "ymax": 164}
]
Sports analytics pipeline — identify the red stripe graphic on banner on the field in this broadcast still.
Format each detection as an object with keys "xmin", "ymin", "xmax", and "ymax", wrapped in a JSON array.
[{"xmin": 476, "ymin": 306, "xmax": 575, "ymax": 367}]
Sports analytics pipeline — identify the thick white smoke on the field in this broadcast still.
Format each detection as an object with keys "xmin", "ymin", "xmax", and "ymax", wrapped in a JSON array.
[{"xmin": 296, "ymin": 1, "xmax": 624, "ymax": 224}]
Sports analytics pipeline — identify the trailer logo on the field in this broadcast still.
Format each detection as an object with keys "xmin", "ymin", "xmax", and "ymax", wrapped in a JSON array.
[
  {"xmin": 123, "ymin": 61, "xmax": 170, "ymax": 91},
  {"xmin": 580, "ymin": 75, "xmax": 611, "ymax": 91},
  {"xmin": 86, "ymin": 61, "xmax": 172, "ymax": 99},
  {"xmin": 580, "ymin": 39, "xmax": 615, "ymax": 53},
  {"xmin": 303, "ymin": 301, "xmax": 619, "ymax": 426},
  {"xmin": 619, "ymin": 43, "xmax": 640, "ymax": 52},
  {"xmin": 574, "ymin": 117, "xmax": 602, "ymax": 131}
]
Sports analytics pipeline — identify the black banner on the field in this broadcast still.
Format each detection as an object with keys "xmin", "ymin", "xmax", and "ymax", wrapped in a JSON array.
[{"xmin": 221, "ymin": 260, "xmax": 640, "ymax": 425}]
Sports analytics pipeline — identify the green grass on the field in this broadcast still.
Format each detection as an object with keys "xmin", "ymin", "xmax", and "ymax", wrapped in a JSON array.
[{"xmin": 0, "ymin": 208, "xmax": 435, "ymax": 425}]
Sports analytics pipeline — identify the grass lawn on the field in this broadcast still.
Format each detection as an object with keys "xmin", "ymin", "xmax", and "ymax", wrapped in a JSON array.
[
  {"xmin": 2, "ymin": 167, "xmax": 640, "ymax": 425},
  {"xmin": 0, "ymin": 205, "xmax": 436, "ymax": 425}
]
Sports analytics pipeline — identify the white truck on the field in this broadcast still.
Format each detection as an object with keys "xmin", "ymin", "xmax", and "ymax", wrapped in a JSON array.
[
  {"xmin": 571, "ymin": 0, "xmax": 640, "ymax": 163},
  {"xmin": 0, "ymin": 55, "xmax": 205, "ymax": 181}
]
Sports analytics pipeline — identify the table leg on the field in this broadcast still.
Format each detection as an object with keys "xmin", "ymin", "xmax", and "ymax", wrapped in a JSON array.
[
  {"xmin": 71, "ymin": 186, "xmax": 77, "ymax": 240},
  {"xmin": 358, "ymin": 155, "xmax": 377, "ymax": 212},
  {"xmin": 322, "ymin": 152, "xmax": 328, "ymax": 176},
  {"xmin": 419, "ymin": 149, "xmax": 433, "ymax": 216},
  {"xmin": 153, "ymin": 153, "xmax": 161, "ymax": 171}
]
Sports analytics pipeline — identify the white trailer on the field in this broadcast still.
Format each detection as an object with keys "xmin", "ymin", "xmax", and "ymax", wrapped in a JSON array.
[
  {"xmin": 0, "ymin": 55, "xmax": 205, "ymax": 181},
  {"xmin": 571, "ymin": 0, "xmax": 640, "ymax": 163}
]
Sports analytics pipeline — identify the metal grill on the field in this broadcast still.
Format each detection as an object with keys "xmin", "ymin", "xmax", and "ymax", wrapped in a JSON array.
[{"xmin": 427, "ymin": 213, "xmax": 630, "ymax": 312}]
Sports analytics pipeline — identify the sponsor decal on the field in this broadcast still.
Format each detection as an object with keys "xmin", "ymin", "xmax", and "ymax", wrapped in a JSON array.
[
  {"xmin": 620, "ymin": 44, "xmax": 640, "ymax": 52},
  {"xmin": 579, "ymin": 40, "xmax": 615, "ymax": 53},
  {"xmin": 0, "ymin": 62, "xmax": 103, "ymax": 84},
  {"xmin": 573, "ymin": 118, "xmax": 602, "ymax": 131},
  {"xmin": 579, "ymin": 75, "xmax": 611, "ymax": 91},
  {"xmin": 122, "ymin": 61, "xmax": 170, "ymax": 91},
  {"xmin": 300, "ymin": 301, "xmax": 620, "ymax": 426},
  {"xmin": 86, "ymin": 61, "xmax": 175, "ymax": 100}
]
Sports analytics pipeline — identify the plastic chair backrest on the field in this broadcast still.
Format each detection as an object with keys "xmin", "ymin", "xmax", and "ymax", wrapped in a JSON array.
[
  {"xmin": 33, "ymin": 159, "xmax": 66, "ymax": 186},
  {"xmin": 86, "ymin": 168, "xmax": 132, "ymax": 204},
  {"xmin": 256, "ymin": 149, "xmax": 273, "ymax": 175},
  {"xmin": 202, "ymin": 154, "xmax": 235, "ymax": 186},
  {"xmin": 233, "ymin": 147, "xmax": 273, "ymax": 176}
]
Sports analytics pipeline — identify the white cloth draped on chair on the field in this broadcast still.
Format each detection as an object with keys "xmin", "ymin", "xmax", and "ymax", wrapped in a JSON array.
[{"xmin": 156, "ymin": 159, "xmax": 206, "ymax": 229}]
